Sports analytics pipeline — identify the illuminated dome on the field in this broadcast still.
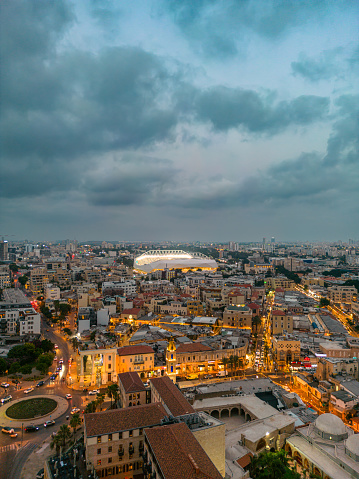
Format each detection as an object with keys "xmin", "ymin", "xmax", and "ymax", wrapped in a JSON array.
[
  {"xmin": 133, "ymin": 250, "xmax": 218, "ymax": 274},
  {"xmin": 314, "ymin": 413, "xmax": 348, "ymax": 441}
]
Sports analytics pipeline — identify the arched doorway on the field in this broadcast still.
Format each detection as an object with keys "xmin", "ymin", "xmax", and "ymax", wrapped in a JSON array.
[
  {"xmin": 294, "ymin": 452, "xmax": 302, "ymax": 466},
  {"xmin": 221, "ymin": 409, "xmax": 229, "ymax": 418},
  {"xmin": 285, "ymin": 445, "xmax": 292, "ymax": 457},
  {"xmin": 304, "ymin": 459, "xmax": 309, "ymax": 470},
  {"xmin": 211, "ymin": 410, "xmax": 220, "ymax": 419},
  {"xmin": 231, "ymin": 407, "xmax": 239, "ymax": 416},
  {"xmin": 313, "ymin": 466, "xmax": 321, "ymax": 477},
  {"xmin": 256, "ymin": 439, "xmax": 266, "ymax": 451}
]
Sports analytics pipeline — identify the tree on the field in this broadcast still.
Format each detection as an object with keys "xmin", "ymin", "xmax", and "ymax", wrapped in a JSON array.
[
  {"xmin": 320, "ymin": 298, "xmax": 330, "ymax": 308},
  {"xmin": 84, "ymin": 401, "xmax": 97, "ymax": 414},
  {"xmin": 222, "ymin": 357, "xmax": 229, "ymax": 375},
  {"xmin": 53, "ymin": 300, "xmax": 60, "ymax": 314},
  {"xmin": 50, "ymin": 433, "xmax": 62, "ymax": 455},
  {"xmin": 303, "ymin": 284, "xmax": 308, "ymax": 291},
  {"xmin": 9, "ymin": 263, "xmax": 18, "ymax": 273},
  {"xmin": 0, "ymin": 357, "xmax": 7, "ymax": 374},
  {"xmin": 57, "ymin": 424, "xmax": 71, "ymax": 447},
  {"xmin": 40, "ymin": 339, "xmax": 54, "ymax": 353},
  {"xmin": 252, "ymin": 315, "xmax": 261, "ymax": 333},
  {"xmin": 71, "ymin": 337, "xmax": 79, "ymax": 351},
  {"xmin": 59, "ymin": 303, "xmax": 71, "ymax": 315},
  {"xmin": 96, "ymin": 393, "xmax": 105, "ymax": 411},
  {"xmin": 18, "ymin": 275, "xmax": 29, "ymax": 287},
  {"xmin": 107, "ymin": 384, "xmax": 119, "ymax": 408},
  {"xmin": 70, "ymin": 413, "xmax": 81, "ymax": 437},
  {"xmin": 83, "ymin": 355, "xmax": 88, "ymax": 372},
  {"xmin": 63, "ymin": 328, "xmax": 72, "ymax": 336},
  {"xmin": 249, "ymin": 450, "xmax": 301, "ymax": 479},
  {"xmin": 90, "ymin": 331, "xmax": 96, "ymax": 342}
]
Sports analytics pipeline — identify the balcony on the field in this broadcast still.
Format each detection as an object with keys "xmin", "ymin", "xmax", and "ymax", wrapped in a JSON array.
[
  {"xmin": 118, "ymin": 448, "xmax": 124, "ymax": 457},
  {"xmin": 129, "ymin": 445, "xmax": 135, "ymax": 455}
]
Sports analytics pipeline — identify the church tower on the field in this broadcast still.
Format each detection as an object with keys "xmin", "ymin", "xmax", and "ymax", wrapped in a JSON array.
[{"xmin": 166, "ymin": 337, "xmax": 177, "ymax": 383}]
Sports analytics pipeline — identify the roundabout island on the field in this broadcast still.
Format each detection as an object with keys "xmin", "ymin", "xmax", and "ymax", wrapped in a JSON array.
[{"xmin": 6, "ymin": 397, "xmax": 57, "ymax": 420}]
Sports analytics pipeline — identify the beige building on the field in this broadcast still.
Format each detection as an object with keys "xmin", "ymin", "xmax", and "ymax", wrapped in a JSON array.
[
  {"xmin": 30, "ymin": 267, "xmax": 48, "ymax": 294},
  {"xmin": 319, "ymin": 341, "xmax": 353, "ymax": 358},
  {"xmin": 222, "ymin": 305, "xmax": 252, "ymax": 329},
  {"xmin": 328, "ymin": 285, "xmax": 357, "ymax": 304},
  {"xmin": 266, "ymin": 277, "xmax": 296, "ymax": 290},
  {"xmin": 78, "ymin": 347, "xmax": 118, "ymax": 386},
  {"xmin": 272, "ymin": 336, "xmax": 300, "ymax": 369},
  {"xmin": 118, "ymin": 371, "xmax": 150, "ymax": 408},
  {"xmin": 117, "ymin": 345, "xmax": 155, "ymax": 377},
  {"xmin": 316, "ymin": 357, "xmax": 359, "ymax": 381},
  {"xmin": 0, "ymin": 265, "xmax": 10, "ymax": 289},
  {"xmin": 271, "ymin": 310, "xmax": 294, "ymax": 335}
]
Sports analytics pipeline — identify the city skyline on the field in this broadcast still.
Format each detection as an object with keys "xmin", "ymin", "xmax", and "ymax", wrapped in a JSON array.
[{"xmin": 1, "ymin": 1, "xmax": 358, "ymax": 241}]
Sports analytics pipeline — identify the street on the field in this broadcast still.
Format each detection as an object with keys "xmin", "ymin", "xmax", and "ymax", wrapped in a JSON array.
[{"xmin": 0, "ymin": 318, "xmax": 83, "ymax": 479}]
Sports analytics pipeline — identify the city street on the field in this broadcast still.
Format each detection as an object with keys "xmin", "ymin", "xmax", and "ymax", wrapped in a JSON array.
[{"xmin": 0, "ymin": 318, "xmax": 83, "ymax": 479}]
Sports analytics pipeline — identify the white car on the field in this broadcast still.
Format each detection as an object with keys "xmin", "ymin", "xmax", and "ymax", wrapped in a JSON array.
[
  {"xmin": 1, "ymin": 395, "xmax": 12, "ymax": 404},
  {"xmin": 24, "ymin": 387, "xmax": 34, "ymax": 394},
  {"xmin": 65, "ymin": 394, "xmax": 72, "ymax": 400},
  {"xmin": 71, "ymin": 407, "xmax": 80, "ymax": 414},
  {"xmin": 88, "ymin": 389, "xmax": 100, "ymax": 395},
  {"xmin": 1, "ymin": 382, "xmax": 10, "ymax": 388}
]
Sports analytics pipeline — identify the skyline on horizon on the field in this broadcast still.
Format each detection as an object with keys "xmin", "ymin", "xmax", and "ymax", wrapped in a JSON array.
[{"xmin": 1, "ymin": 1, "xmax": 358, "ymax": 241}]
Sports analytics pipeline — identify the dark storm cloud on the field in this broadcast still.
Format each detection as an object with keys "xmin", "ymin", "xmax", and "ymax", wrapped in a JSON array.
[
  {"xmin": 162, "ymin": 0, "xmax": 335, "ymax": 58},
  {"xmin": 291, "ymin": 49, "xmax": 343, "ymax": 82},
  {"xmin": 173, "ymin": 93, "xmax": 359, "ymax": 209},
  {"xmin": 195, "ymin": 87, "xmax": 329, "ymax": 133},
  {"xmin": 84, "ymin": 154, "xmax": 178, "ymax": 206}
]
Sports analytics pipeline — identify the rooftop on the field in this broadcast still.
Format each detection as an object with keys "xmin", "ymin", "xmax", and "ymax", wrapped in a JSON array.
[
  {"xmin": 150, "ymin": 376, "xmax": 195, "ymax": 417},
  {"xmin": 118, "ymin": 372, "xmax": 146, "ymax": 393},
  {"xmin": 176, "ymin": 342, "xmax": 213, "ymax": 353},
  {"xmin": 117, "ymin": 345, "xmax": 154, "ymax": 356},
  {"xmin": 145, "ymin": 422, "xmax": 222, "ymax": 479},
  {"xmin": 84, "ymin": 403, "xmax": 167, "ymax": 437}
]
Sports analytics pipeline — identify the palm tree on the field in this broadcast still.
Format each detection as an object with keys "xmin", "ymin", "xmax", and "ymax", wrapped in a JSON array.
[
  {"xmin": 57, "ymin": 424, "xmax": 71, "ymax": 447},
  {"xmin": 71, "ymin": 337, "xmax": 79, "ymax": 352},
  {"xmin": 107, "ymin": 384, "xmax": 119, "ymax": 408},
  {"xmin": 232, "ymin": 355, "xmax": 240, "ymax": 375},
  {"xmin": 96, "ymin": 393, "xmax": 105, "ymax": 411},
  {"xmin": 50, "ymin": 433, "xmax": 62, "ymax": 455},
  {"xmin": 84, "ymin": 401, "xmax": 97, "ymax": 414},
  {"xmin": 70, "ymin": 413, "xmax": 81, "ymax": 437},
  {"xmin": 252, "ymin": 315, "xmax": 261, "ymax": 333}
]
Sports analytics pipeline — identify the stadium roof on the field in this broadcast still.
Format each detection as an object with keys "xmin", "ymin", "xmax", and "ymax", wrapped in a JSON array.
[{"xmin": 134, "ymin": 250, "xmax": 217, "ymax": 274}]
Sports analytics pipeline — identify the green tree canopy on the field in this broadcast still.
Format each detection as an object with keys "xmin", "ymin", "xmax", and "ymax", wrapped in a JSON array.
[
  {"xmin": 249, "ymin": 450, "xmax": 301, "ymax": 479},
  {"xmin": 320, "ymin": 298, "xmax": 330, "ymax": 307}
]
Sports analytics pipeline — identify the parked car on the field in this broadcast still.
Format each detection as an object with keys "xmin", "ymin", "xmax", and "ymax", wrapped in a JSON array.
[
  {"xmin": 203, "ymin": 374, "xmax": 212, "ymax": 379},
  {"xmin": 24, "ymin": 387, "xmax": 34, "ymax": 394},
  {"xmin": 44, "ymin": 420, "xmax": 55, "ymax": 427},
  {"xmin": 36, "ymin": 381, "xmax": 45, "ymax": 387},
  {"xmin": 65, "ymin": 394, "xmax": 72, "ymax": 400},
  {"xmin": 0, "ymin": 382, "xmax": 10, "ymax": 388},
  {"xmin": 1, "ymin": 395, "xmax": 12, "ymax": 404},
  {"xmin": 88, "ymin": 389, "xmax": 100, "ymax": 395},
  {"xmin": 71, "ymin": 407, "xmax": 80, "ymax": 414},
  {"xmin": 25, "ymin": 425, "xmax": 39, "ymax": 432},
  {"xmin": 10, "ymin": 432, "xmax": 18, "ymax": 438},
  {"xmin": 2, "ymin": 427, "xmax": 15, "ymax": 434},
  {"xmin": 54, "ymin": 344, "xmax": 58, "ymax": 349}
]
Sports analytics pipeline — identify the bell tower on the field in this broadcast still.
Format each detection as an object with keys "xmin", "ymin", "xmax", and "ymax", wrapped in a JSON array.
[{"xmin": 166, "ymin": 337, "xmax": 177, "ymax": 383}]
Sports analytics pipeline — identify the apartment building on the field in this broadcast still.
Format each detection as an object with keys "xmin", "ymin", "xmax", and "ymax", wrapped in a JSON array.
[
  {"xmin": 0, "ymin": 265, "xmax": 10, "ymax": 289},
  {"xmin": 102, "ymin": 281, "xmax": 137, "ymax": 297},
  {"xmin": 84, "ymin": 403, "xmax": 167, "ymax": 479},
  {"xmin": 328, "ymin": 285, "xmax": 357, "ymax": 304},
  {"xmin": 329, "ymin": 390, "xmax": 358, "ymax": 420},
  {"xmin": 266, "ymin": 277, "xmax": 296, "ymax": 290},
  {"xmin": 19, "ymin": 310, "xmax": 41, "ymax": 335},
  {"xmin": 30, "ymin": 267, "xmax": 48, "ymax": 294},
  {"xmin": 118, "ymin": 372, "xmax": 150, "ymax": 408},
  {"xmin": 44, "ymin": 284, "xmax": 60, "ymax": 300},
  {"xmin": 315, "ymin": 357, "xmax": 359, "ymax": 381},
  {"xmin": 143, "ymin": 422, "xmax": 222, "ymax": 479},
  {"xmin": 271, "ymin": 310, "xmax": 294, "ymax": 335},
  {"xmin": 187, "ymin": 299, "xmax": 205, "ymax": 316},
  {"xmin": 117, "ymin": 345, "xmax": 155, "ymax": 377},
  {"xmin": 222, "ymin": 305, "xmax": 252, "ymax": 329}
]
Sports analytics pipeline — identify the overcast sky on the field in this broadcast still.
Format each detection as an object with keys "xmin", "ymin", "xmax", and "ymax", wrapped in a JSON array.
[{"xmin": 1, "ymin": 0, "xmax": 358, "ymax": 243}]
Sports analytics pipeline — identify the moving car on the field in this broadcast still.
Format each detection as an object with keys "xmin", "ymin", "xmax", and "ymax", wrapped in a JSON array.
[
  {"xmin": 0, "ymin": 382, "xmax": 10, "ymax": 388},
  {"xmin": 71, "ymin": 407, "xmax": 80, "ymax": 414},
  {"xmin": 36, "ymin": 380, "xmax": 45, "ymax": 387},
  {"xmin": 2, "ymin": 427, "xmax": 15, "ymax": 434},
  {"xmin": 50, "ymin": 375, "xmax": 56, "ymax": 381},
  {"xmin": 65, "ymin": 394, "xmax": 72, "ymax": 400},
  {"xmin": 44, "ymin": 420, "xmax": 55, "ymax": 427},
  {"xmin": 25, "ymin": 425, "xmax": 39, "ymax": 432},
  {"xmin": 88, "ymin": 389, "xmax": 100, "ymax": 395},
  {"xmin": 1, "ymin": 395, "xmax": 12, "ymax": 404},
  {"xmin": 24, "ymin": 387, "xmax": 34, "ymax": 394},
  {"xmin": 54, "ymin": 344, "xmax": 58, "ymax": 349}
]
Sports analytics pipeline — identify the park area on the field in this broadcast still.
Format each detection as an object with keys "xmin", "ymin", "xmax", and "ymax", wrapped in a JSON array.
[{"xmin": 6, "ymin": 397, "xmax": 57, "ymax": 419}]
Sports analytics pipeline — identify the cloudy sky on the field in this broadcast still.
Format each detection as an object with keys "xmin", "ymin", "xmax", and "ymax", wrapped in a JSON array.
[{"xmin": 1, "ymin": 0, "xmax": 358, "ymax": 242}]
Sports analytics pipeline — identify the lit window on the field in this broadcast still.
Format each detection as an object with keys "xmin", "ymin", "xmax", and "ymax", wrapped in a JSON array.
[
  {"xmin": 97, "ymin": 436, "xmax": 102, "ymax": 443},
  {"xmin": 97, "ymin": 460, "xmax": 101, "ymax": 466}
]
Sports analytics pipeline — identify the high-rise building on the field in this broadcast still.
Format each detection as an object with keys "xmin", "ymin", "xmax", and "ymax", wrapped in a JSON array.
[{"xmin": 0, "ymin": 241, "xmax": 9, "ymax": 261}]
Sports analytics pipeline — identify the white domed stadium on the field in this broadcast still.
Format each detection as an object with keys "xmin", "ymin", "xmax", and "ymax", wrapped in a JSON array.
[{"xmin": 134, "ymin": 250, "xmax": 218, "ymax": 274}]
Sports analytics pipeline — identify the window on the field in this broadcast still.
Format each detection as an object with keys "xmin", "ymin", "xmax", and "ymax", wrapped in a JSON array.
[
  {"xmin": 108, "ymin": 446, "xmax": 112, "ymax": 453},
  {"xmin": 97, "ymin": 448, "xmax": 101, "ymax": 455},
  {"xmin": 108, "ymin": 434, "xmax": 112, "ymax": 442},
  {"xmin": 139, "ymin": 428, "xmax": 143, "ymax": 435},
  {"xmin": 119, "ymin": 432, "xmax": 123, "ymax": 439},
  {"xmin": 108, "ymin": 457, "xmax": 112, "ymax": 464},
  {"xmin": 97, "ymin": 436, "xmax": 102, "ymax": 443},
  {"xmin": 97, "ymin": 460, "xmax": 101, "ymax": 466},
  {"xmin": 108, "ymin": 355, "xmax": 111, "ymax": 361},
  {"xmin": 129, "ymin": 430, "xmax": 133, "ymax": 437}
]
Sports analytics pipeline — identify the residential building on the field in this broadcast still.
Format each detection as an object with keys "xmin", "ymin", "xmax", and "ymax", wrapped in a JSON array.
[
  {"xmin": 78, "ymin": 347, "xmax": 118, "ymax": 386},
  {"xmin": 187, "ymin": 299, "xmax": 205, "ymax": 316},
  {"xmin": 84, "ymin": 403, "xmax": 167, "ymax": 479},
  {"xmin": 44, "ymin": 284, "xmax": 60, "ymax": 300},
  {"xmin": 19, "ymin": 310, "xmax": 41, "ymax": 336},
  {"xmin": 315, "ymin": 357, "xmax": 359, "ymax": 381},
  {"xmin": 222, "ymin": 305, "xmax": 252, "ymax": 329},
  {"xmin": 0, "ymin": 265, "xmax": 10, "ymax": 289},
  {"xmin": 272, "ymin": 336, "xmax": 300, "ymax": 369},
  {"xmin": 102, "ymin": 281, "xmax": 137, "ymax": 297},
  {"xmin": 143, "ymin": 422, "xmax": 223, "ymax": 479},
  {"xmin": 266, "ymin": 277, "xmax": 296, "ymax": 290},
  {"xmin": 271, "ymin": 310, "xmax": 294, "ymax": 335},
  {"xmin": 117, "ymin": 345, "xmax": 155, "ymax": 377},
  {"xmin": 30, "ymin": 267, "xmax": 48, "ymax": 294},
  {"xmin": 329, "ymin": 390, "xmax": 358, "ymax": 420},
  {"xmin": 328, "ymin": 285, "xmax": 357, "ymax": 304},
  {"xmin": 118, "ymin": 372, "xmax": 150, "ymax": 408}
]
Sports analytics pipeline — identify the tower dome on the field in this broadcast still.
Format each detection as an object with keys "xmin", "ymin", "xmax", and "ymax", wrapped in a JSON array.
[{"xmin": 345, "ymin": 434, "xmax": 359, "ymax": 462}]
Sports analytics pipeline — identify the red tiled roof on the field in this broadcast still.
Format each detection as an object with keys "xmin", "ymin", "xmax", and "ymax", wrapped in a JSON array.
[
  {"xmin": 117, "ymin": 345, "xmax": 154, "ymax": 356},
  {"xmin": 84, "ymin": 402, "xmax": 167, "ymax": 437},
  {"xmin": 150, "ymin": 376, "xmax": 195, "ymax": 417},
  {"xmin": 176, "ymin": 343, "xmax": 212, "ymax": 353},
  {"xmin": 118, "ymin": 372, "xmax": 146, "ymax": 393},
  {"xmin": 236, "ymin": 452, "xmax": 253, "ymax": 468},
  {"xmin": 275, "ymin": 287, "xmax": 285, "ymax": 292},
  {"xmin": 145, "ymin": 423, "xmax": 222, "ymax": 479},
  {"xmin": 247, "ymin": 302, "xmax": 260, "ymax": 309},
  {"xmin": 272, "ymin": 310, "xmax": 286, "ymax": 315}
]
